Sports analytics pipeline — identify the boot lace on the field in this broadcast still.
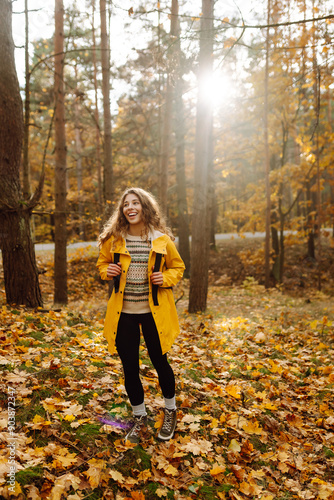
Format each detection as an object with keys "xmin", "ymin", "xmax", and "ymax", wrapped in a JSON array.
[
  {"xmin": 161, "ymin": 409, "xmax": 174, "ymax": 433},
  {"xmin": 128, "ymin": 416, "xmax": 145, "ymax": 438}
]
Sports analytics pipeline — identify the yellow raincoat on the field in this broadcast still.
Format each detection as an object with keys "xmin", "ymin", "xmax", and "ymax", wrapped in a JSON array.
[{"xmin": 96, "ymin": 229, "xmax": 185, "ymax": 355}]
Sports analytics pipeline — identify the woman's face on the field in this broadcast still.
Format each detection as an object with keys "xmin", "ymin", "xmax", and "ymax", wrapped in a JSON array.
[{"xmin": 123, "ymin": 193, "xmax": 144, "ymax": 227}]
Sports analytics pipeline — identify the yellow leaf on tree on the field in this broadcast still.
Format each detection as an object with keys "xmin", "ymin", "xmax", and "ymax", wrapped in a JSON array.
[{"xmin": 224, "ymin": 37, "xmax": 236, "ymax": 48}]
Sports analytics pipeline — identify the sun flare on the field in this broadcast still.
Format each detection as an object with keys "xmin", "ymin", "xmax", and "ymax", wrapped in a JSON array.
[{"xmin": 200, "ymin": 72, "xmax": 234, "ymax": 107}]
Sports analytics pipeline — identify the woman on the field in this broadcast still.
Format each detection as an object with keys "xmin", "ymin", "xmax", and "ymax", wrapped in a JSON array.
[{"xmin": 96, "ymin": 187, "xmax": 185, "ymax": 443}]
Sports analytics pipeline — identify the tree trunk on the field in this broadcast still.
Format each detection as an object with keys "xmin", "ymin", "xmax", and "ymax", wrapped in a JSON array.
[
  {"xmin": 0, "ymin": 0, "xmax": 42, "ymax": 307},
  {"xmin": 306, "ymin": 182, "xmax": 316, "ymax": 260},
  {"xmin": 159, "ymin": 76, "xmax": 172, "ymax": 217},
  {"xmin": 91, "ymin": 0, "xmax": 103, "ymax": 213},
  {"xmin": 174, "ymin": 86, "xmax": 191, "ymax": 276},
  {"xmin": 159, "ymin": 0, "xmax": 178, "ymax": 216},
  {"xmin": 306, "ymin": 0, "xmax": 319, "ymax": 262},
  {"xmin": 188, "ymin": 0, "xmax": 214, "ymax": 313},
  {"xmin": 100, "ymin": 0, "xmax": 113, "ymax": 217},
  {"xmin": 1, "ymin": 212, "xmax": 42, "ymax": 306},
  {"xmin": 171, "ymin": 0, "xmax": 190, "ymax": 275},
  {"xmin": 174, "ymin": 89, "xmax": 190, "ymax": 278},
  {"xmin": 23, "ymin": 0, "xmax": 31, "ymax": 200},
  {"xmin": 278, "ymin": 213, "xmax": 285, "ymax": 283},
  {"xmin": 54, "ymin": 0, "xmax": 68, "ymax": 305},
  {"xmin": 207, "ymin": 116, "xmax": 216, "ymax": 249},
  {"xmin": 74, "ymin": 87, "xmax": 85, "ymax": 240},
  {"xmin": 271, "ymin": 203, "xmax": 279, "ymax": 282},
  {"xmin": 264, "ymin": 0, "xmax": 271, "ymax": 288}
]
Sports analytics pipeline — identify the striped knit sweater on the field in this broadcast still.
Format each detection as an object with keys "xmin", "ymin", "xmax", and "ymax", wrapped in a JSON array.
[{"xmin": 122, "ymin": 234, "xmax": 151, "ymax": 314}]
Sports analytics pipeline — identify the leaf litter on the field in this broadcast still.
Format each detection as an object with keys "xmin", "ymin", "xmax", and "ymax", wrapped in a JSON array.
[{"xmin": 0, "ymin": 245, "xmax": 333, "ymax": 499}]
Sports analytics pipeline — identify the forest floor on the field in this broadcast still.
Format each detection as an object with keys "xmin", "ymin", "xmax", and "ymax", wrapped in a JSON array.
[{"xmin": 0, "ymin": 237, "xmax": 333, "ymax": 499}]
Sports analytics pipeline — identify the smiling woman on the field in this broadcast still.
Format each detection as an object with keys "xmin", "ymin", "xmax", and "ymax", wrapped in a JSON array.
[{"xmin": 96, "ymin": 187, "xmax": 185, "ymax": 444}]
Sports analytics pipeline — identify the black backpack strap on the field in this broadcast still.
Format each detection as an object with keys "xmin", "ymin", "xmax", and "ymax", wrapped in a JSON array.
[
  {"xmin": 152, "ymin": 253, "xmax": 162, "ymax": 306},
  {"xmin": 113, "ymin": 253, "xmax": 120, "ymax": 293}
]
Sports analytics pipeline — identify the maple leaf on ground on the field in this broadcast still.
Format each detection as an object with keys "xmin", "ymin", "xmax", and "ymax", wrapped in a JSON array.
[
  {"xmin": 155, "ymin": 487, "xmax": 169, "ymax": 497},
  {"xmin": 210, "ymin": 464, "xmax": 225, "ymax": 476},
  {"xmin": 50, "ymin": 473, "xmax": 81, "ymax": 500},
  {"xmin": 136, "ymin": 469, "xmax": 151, "ymax": 482},
  {"xmin": 242, "ymin": 419, "xmax": 266, "ymax": 435},
  {"xmin": 226, "ymin": 384, "xmax": 242, "ymax": 399},
  {"xmin": 109, "ymin": 469, "xmax": 125, "ymax": 484},
  {"xmin": 25, "ymin": 414, "xmax": 52, "ymax": 430},
  {"xmin": 239, "ymin": 479, "xmax": 263, "ymax": 496},
  {"xmin": 130, "ymin": 492, "xmax": 146, "ymax": 500},
  {"xmin": 84, "ymin": 458, "xmax": 107, "ymax": 488},
  {"xmin": 229, "ymin": 491, "xmax": 245, "ymax": 500},
  {"xmin": 311, "ymin": 479, "xmax": 334, "ymax": 499},
  {"xmin": 163, "ymin": 464, "xmax": 179, "ymax": 476},
  {"xmin": 179, "ymin": 438, "xmax": 213, "ymax": 455},
  {"xmin": 52, "ymin": 449, "xmax": 78, "ymax": 469},
  {"xmin": 24, "ymin": 484, "xmax": 41, "ymax": 499},
  {"xmin": 230, "ymin": 464, "xmax": 246, "ymax": 481},
  {"xmin": 226, "ymin": 413, "xmax": 248, "ymax": 429}
]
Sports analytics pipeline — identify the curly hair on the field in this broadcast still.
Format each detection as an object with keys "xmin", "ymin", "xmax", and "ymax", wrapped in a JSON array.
[{"xmin": 98, "ymin": 187, "xmax": 174, "ymax": 247}]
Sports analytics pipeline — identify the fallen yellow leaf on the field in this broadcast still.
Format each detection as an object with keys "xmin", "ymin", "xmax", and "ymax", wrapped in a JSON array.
[
  {"xmin": 210, "ymin": 464, "xmax": 225, "ymax": 476},
  {"xmin": 228, "ymin": 439, "xmax": 241, "ymax": 452},
  {"xmin": 242, "ymin": 420, "xmax": 264, "ymax": 435},
  {"xmin": 226, "ymin": 385, "xmax": 242, "ymax": 399}
]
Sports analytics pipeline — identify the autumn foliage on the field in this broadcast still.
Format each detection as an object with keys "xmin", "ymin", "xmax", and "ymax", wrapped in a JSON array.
[{"xmin": 0, "ymin": 245, "xmax": 333, "ymax": 499}]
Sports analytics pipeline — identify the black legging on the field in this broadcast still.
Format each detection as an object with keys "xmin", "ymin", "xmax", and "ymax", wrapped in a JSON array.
[{"xmin": 115, "ymin": 312, "xmax": 175, "ymax": 406}]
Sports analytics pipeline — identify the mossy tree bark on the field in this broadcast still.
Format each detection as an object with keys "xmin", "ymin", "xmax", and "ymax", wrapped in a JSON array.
[{"xmin": 0, "ymin": 0, "xmax": 42, "ymax": 307}]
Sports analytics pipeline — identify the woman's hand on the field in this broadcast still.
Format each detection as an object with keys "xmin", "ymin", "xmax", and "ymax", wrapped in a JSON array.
[
  {"xmin": 107, "ymin": 263, "xmax": 122, "ymax": 278},
  {"xmin": 150, "ymin": 271, "xmax": 164, "ymax": 286}
]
